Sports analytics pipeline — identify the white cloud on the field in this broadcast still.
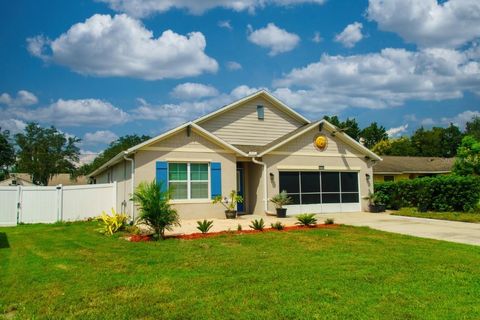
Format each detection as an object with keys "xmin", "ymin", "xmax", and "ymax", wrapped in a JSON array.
[
  {"xmin": 441, "ymin": 110, "xmax": 480, "ymax": 128},
  {"xmin": 0, "ymin": 119, "xmax": 27, "ymax": 134},
  {"xmin": 226, "ymin": 61, "xmax": 242, "ymax": 71},
  {"xmin": 78, "ymin": 150, "xmax": 99, "ymax": 165},
  {"xmin": 272, "ymin": 47, "xmax": 480, "ymax": 116},
  {"xmin": 132, "ymin": 85, "xmax": 262, "ymax": 127},
  {"xmin": 98, "ymin": 0, "xmax": 326, "ymax": 17},
  {"xmin": 27, "ymin": 14, "xmax": 218, "ymax": 80},
  {"xmin": 17, "ymin": 99, "xmax": 129, "ymax": 127},
  {"xmin": 171, "ymin": 83, "xmax": 219, "ymax": 100},
  {"xmin": 0, "ymin": 90, "xmax": 38, "ymax": 107},
  {"xmin": 386, "ymin": 124, "xmax": 409, "ymax": 137},
  {"xmin": 367, "ymin": 0, "xmax": 480, "ymax": 48},
  {"xmin": 312, "ymin": 31, "xmax": 322, "ymax": 43},
  {"xmin": 247, "ymin": 23, "xmax": 300, "ymax": 56},
  {"xmin": 83, "ymin": 130, "xmax": 119, "ymax": 145},
  {"xmin": 421, "ymin": 118, "xmax": 435, "ymax": 126},
  {"xmin": 218, "ymin": 20, "xmax": 232, "ymax": 30},
  {"xmin": 335, "ymin": 22, "xmax": 363, "ymax": 48}
]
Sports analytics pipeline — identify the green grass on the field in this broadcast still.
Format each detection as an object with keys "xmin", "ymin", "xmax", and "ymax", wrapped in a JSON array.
[
  {"xmin": 391, "ymin": 207, "xmax": 480, "ymax": 223},
  {"xmin": 1, "ymin": 222, "xmax": 480, "ymax": 319}
]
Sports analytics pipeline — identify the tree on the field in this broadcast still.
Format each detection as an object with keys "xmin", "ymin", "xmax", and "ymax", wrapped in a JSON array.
[
  {"xmin": 15, "ymin": 123, "xmax": 80, "ymax": 185},
  {"xmin": 131, "ymin": 180, "xmax": 180, "ymax": 240},
  {"xmin": 439, "ymin": 123, "xmax": 463, "ymax": 157},
  {"xmin": 0, "ymin": 128, "xmax": 15, "ymax": 180},
  {"xmin": 465, "ymin": 116, "xmax": 480, "ymax": 140},
  {"xmin": 453, "ymin": 135, "xmax": 480, "ymax": 176},
  {"xmin": 360, "ymin": 122, "xmax": 388, "ymax": 149},
  {"xmin": 77, "ymin": 134, "xmax": 150, "ymax": 176},
  {"xmin": 372, "ymin": 137, "xmax": 417, "ymax": 156},
  {"xmin": 323, "ymin": 115, "xmax": 361, "ymax": 140}
]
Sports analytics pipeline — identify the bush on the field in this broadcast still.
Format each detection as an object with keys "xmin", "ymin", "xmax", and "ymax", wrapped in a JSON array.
[
  {"xmin": 374, "ymin": 175, "xmax": 480, "ymax": 212},
  {"xmin": 97, "ymin": 208, "xmax": 129, "ymax": 235},
  {"xmin": 237, "ymin": 224, "xmax": 242, "ymax": 231},
  {"xmin": 249, "ymin": 218, "xmax": 265, "ymax": 231},
  {"xmin": 270, "ymin": 221, "xmax": 285, "ymax": 230},
  {"xmin": 296, "ymin": 214, "xmax": 317, "ymax": 227},
  {"xmin": 324, "ymin": 218, "xmax": 335, "ymax": 225},
  {"xmin": 196, "ymin": 220, "xmax": 214, "ymax": 234},
  {"xmin": 131, "ymin": 180, "xmax": 180, "ymax": 240}
]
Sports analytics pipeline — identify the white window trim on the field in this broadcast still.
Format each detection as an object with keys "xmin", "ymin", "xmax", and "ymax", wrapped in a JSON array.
[{"xmin": 168, "ymin": 162, "xmax": 210, "ymax": 200}]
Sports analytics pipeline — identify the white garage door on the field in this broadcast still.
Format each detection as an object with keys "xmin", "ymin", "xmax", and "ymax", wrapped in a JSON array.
[{"xmin": 279, "ymin": 171, "xmax": 361, "ymax": 214}]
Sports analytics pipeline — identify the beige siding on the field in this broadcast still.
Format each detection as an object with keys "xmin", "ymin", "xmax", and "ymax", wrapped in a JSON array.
[
  {"xmin": 198, "ymin": 97, "xmax": 304, "ymax": 146},
  {"xmin": 134, "ymin": 128, "xmax": 237, "ymax": 219}
]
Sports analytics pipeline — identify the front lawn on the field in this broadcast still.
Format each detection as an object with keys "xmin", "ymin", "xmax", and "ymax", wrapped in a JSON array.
[
  {"xmin": 391, "ymin": 207, "xmax": 480, "ymax": 223},
  {"xmin": 1, "ymin": 222, "xmax": 480, "ymax": 319}
]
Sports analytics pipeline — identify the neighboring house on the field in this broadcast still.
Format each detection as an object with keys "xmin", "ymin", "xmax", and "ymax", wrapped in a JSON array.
[
  {"xmin": 373, "ymin": 156, "xmax": 455, "ymax": 182},
  {"xmin": 90, "ymin": 90, "xmax": 382, "ymax": 219},
  {"xmin": 0, "ymin": 173, "xmax": 87, "ymax": 186}
]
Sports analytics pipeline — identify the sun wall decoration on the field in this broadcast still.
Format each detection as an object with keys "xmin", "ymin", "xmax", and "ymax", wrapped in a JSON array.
[{"xmin": 314, "ymin": 134, "xmax": 328, "ymax": 151}]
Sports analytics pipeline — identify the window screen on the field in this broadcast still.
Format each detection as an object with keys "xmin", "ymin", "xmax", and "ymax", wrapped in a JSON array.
[{"xmin": 257, "ymin": 105, "xmax": 264, "ymax": 119}]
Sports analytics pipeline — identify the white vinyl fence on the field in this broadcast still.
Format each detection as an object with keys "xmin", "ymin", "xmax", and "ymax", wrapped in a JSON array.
[{"xmin": 0, "ymin": 183, "xmax": 117, "ymax": 226}]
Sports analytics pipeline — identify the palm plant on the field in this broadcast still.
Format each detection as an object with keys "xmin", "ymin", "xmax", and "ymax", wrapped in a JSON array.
[
  {"xmin": 196, "ymin": 220, "xmax": 214, "ymax": 234},
  {"xmin": 131, "ymin": 180, "xmax": 180, "ymax": 240}
]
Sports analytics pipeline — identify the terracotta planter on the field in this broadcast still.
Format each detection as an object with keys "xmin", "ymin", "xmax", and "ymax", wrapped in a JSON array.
[
  {"xmin": 369, "ymin": 204, "xmax": 386, "ymax": 213},
  {"xmin": 276, "ymin": 208, "xmax": 287, "ymax": 218},
  {"xmin": 225, "ymin": 210, "xmax": 237, "ymax": 219}
]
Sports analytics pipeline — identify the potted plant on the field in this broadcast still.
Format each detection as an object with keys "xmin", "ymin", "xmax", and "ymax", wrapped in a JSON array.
[
  {"xmin": 270, "ymin": 190, "xmax": 292, "ymax": 218},
  {"xmin": 368, "ymin": 192, "xmax": 387, "ymax": 213},
  {"xmin": 212, "ymin": 190, "xmax": 243, "ymax": 219}
]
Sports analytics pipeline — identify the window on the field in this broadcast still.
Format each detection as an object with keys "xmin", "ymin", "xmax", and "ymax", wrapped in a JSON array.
[
  {"xmin": 384, "ymin": 175, "xmax": 394, "ymax": 182},
  {"xmin": 279, "ymin": 171, "xmax": 359, "ymax": 205},
  {"xmin": 169, "ymin": 163, "xmax": 209, "ymax": 200},
  {"xmin": 257, "ymin": 105, "xmax": 264, "ymax": 120}
]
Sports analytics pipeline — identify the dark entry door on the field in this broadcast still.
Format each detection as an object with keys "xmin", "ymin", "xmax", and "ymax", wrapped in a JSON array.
[{"xmin": 236, "ymin": 167, "xmax": 244, "ymax": 212}]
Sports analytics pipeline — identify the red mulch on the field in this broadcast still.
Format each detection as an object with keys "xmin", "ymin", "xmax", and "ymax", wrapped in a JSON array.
[
  {"xmin": 126, "ymin": 224, "xmax": 339, "ymax": 242},
  {"xmin": 176, "ymin": 224, "xmax": 339, "ymax": 240}
]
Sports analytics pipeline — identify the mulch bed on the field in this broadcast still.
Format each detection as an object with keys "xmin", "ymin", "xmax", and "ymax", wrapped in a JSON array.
[{"xmin": 126, "ymin": 224, "xmax": 339, "ymax": 242}]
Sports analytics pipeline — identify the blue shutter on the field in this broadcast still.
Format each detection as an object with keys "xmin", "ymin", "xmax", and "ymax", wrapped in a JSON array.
[
  {"xmin": 211, "ymin": 162, "xmax": 222, "ymax": 198},
  {"xmin": 156, "ymin": 161, "xmax": 168, "ymax": 193}
]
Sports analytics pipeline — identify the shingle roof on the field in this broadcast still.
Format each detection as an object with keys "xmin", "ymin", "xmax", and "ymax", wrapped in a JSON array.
[{"xmin": 373, "ymin": 156, "xmax": 455, "ymax": 174}]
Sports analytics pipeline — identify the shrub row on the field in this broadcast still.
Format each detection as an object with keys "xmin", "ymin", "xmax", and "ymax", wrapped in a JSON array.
[{"xmin": 374, "ymin": 175, "xmax": 480, "ymax": 212}]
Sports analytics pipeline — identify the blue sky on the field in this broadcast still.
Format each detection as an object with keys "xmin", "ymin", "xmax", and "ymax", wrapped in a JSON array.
[{"xmin": 0, "ymin": 0, "xmax": 479, "ymax": 162}]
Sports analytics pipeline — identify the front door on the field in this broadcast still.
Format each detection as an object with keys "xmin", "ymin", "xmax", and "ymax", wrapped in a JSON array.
[{"xmin": 236, "ymin": 167, "xmax": 245, "ymax": 212}]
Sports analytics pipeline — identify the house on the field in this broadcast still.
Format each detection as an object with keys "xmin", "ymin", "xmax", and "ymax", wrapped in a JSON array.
[
  {"xmin": 373, "ymin": 156, "xmax": 455, "ymax": 182},
  {"xmin": 0, "ymin": 173, "xmax": 88, "ymax": 186},
  {"xmin": 89, "ymin": 90, "xmax": 382, "ymax": 219}
]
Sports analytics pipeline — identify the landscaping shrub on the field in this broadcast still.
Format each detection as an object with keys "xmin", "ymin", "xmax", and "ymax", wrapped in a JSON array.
[
  {"xmin": 249, "ymin": 218, "xmax": 265, "ymax": 231},
  {"xmin": 374, "ymin": 175, "xmax": 480, "ymax": 212},
  {"xmin": 324, "ymin": 218, "xmax": 335, "ymax": 225},
  {"xmin": 196, "ymin": 220, "xmax": 214, "ymax": 234},
  {"xmin": 296, "ymin": 214, "xmax": 317, "ymax": 227},
  {"xmin": 97, "ymin": 208, "xmax": 129, "ymax": 235},
  {"xmin": 270, "ymin": 221, "xmax": 285, "ymax": 230}
]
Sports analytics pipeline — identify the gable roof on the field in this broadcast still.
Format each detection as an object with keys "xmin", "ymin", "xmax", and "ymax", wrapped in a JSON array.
[
  {"xmin": 194, "ymin": 89, "xmax": 310, "ymax": 126},
  {"xmin": 373, "ymin": 156, "xmax": 455, "ymax": 174},
  {"xmin": 88, "ymin": 122, "xmax": 248, "ymax": 177},
  {"xmin": 257, "ymin": 120, "xmax": 383, "ymax": 161}
]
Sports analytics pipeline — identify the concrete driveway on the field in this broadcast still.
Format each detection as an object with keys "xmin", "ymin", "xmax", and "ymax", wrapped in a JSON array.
[{"xmin": 169, "ymin": 212, "xmax": 480, "ymax": 246}]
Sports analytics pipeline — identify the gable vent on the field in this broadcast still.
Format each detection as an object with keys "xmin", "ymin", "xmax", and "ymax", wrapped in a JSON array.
[{"xmin": 257, "ymin": 105, "xmax": 264, "ymax": 120}]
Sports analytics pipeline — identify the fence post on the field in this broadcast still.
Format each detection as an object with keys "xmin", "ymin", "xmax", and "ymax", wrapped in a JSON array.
[
  {"xmin": 56, "ymin": 184, "xmax": 63, "ymax": 222},
  {"xmin": 15, "ymin": 185, "xmax": 21, "ymax": 225}
]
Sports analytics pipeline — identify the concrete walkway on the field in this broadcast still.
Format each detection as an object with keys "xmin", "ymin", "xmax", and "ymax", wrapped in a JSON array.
[{"xmin": 168, "ymin": 212, "xmax": 480, "ymax": 246}]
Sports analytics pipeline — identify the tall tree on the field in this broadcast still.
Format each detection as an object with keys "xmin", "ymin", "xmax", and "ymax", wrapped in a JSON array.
[
  {"xmin": 77, "ymin": 134, "xmax": 151, "ymax": 176},
  {"xmin": 360, "ymin": 122, "xmax": 388, "ymax": 149},
  {"xmin": 372, "ymin": 137, "xmax": 417, "ymax": 156},
  {"xmin": 465, "ymin": 116, "xmax": 480, "ymax": 140},
  {"xmin": 453, "ymin": 135, "xmax": 480, "ymax": 175},
  {"xmin": 0, "ymin": 128, "xmax": 16, "ymax": 180},
  {"xmin": 440, "ymin": 123, "xmax": 463, "ymax": 157},
  {"xmin": 15, "ymin": 123, "xmax": 80, "ymax": 185},
  {"xmin": 323, "ymin": 115, "xmax": 361, "ymax": 140}
]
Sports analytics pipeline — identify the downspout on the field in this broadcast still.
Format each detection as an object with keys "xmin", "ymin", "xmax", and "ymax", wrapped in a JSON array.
[
  {"xmin": 123, "ymin": 154, "xmax": 135, "ymax": 221},
  {"xmin": 251, "ymin": 157, "xmax": 275, "ymax": 216}
]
